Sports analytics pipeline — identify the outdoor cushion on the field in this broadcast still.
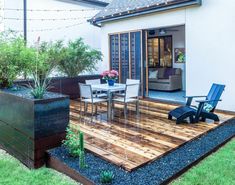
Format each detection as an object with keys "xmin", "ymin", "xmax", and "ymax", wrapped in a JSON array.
[
  {"xmin": 164, "ymin": 68, "xmax": 176, "ymax": 79},
  {"xmin": 149, "ymin": 70, "xmax": 158, "ymax": 79},
  {"xmin": 203, "ymin": 103, "xmax": 214, "ymax": 112},
  {"xmin": 157, "ymin": 68, "xmax": 165, "ymax": 79},
  {"xmin": 155, "ymin": 79, "xmax": 170, "ymax": 84}
]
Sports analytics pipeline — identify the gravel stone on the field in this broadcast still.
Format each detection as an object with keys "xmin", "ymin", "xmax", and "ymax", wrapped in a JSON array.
[{"xmin": 49, "ymin": 119, "xmax": 235, "ymax": 185}]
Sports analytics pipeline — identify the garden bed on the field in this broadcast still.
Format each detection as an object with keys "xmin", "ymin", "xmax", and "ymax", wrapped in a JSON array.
[
  {"xmin": 47, "ymin": 119, "xmax": 235, "ymax": 185},
  {"xmin": 15, "ymin": 74, "xmax": 103, "ymax": 99},
  {"xmin": 0, "ymin": 87, "xmax": 70, "ymax": 168}
]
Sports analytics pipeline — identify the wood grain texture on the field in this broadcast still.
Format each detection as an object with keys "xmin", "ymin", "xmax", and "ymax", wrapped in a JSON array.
[{"xmin": 70, "ymin": 100, "xmax": 233, "ymax": 171}]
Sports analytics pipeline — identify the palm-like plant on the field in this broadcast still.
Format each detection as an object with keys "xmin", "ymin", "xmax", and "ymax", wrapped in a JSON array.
[{"xmin": 57, "ymin": 38, "xmax": 102, "ymax": 77}]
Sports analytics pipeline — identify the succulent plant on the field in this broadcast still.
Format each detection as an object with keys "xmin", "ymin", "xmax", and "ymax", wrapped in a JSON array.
[{"xmin": 100, "ymin": 170, "xmax": 114, "ymax": 184}]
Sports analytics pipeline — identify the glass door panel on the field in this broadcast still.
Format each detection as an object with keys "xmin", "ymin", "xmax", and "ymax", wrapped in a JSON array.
[
  {"xmin": 159, "ymin": 36, "xmax": 172, "ymax": 67},
  {"xmin": 147, "ymin": 38, "xmax": 159, "ymax": 68}
]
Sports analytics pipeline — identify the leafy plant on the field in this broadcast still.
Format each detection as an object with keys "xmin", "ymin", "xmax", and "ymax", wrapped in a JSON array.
[
  {"xmin": 57, "ymin": 38, "xmax": 102, "ymax": 77},
  {"xmin": 0, "ymin": 31, "xmax": 30, "ymax": 88},
  {"xmin": 37, "ymin": 40, "xmax": 65, "ymax": 79},
  {"xmin": 27, "ymin": 38, "xmax": 53, "ymax": 99},
  {"xmin": 63, "ymin": 126, "xmax": 82, "ymax": 158},
  {"xmin": 29, "ymin": 73, "xmax": 51, "ymax": 99},
  {"xmin": 100, "ymin": 170, "xmax": 114, "ymax": 184}
]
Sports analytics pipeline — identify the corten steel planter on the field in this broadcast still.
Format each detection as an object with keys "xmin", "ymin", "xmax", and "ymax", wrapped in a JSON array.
[{"xmin": 0, "ymin": 88, "xmax": 70, "ymax": 168}]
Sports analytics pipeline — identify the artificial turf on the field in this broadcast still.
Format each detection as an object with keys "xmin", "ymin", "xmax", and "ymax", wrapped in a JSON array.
[
  {"xmin": 172, "ymin": 138, "xmax": 235, "ymax": 185},
  {"xmin": 0, "ymin": 149, "xmax": 79, "ymax": 185}
]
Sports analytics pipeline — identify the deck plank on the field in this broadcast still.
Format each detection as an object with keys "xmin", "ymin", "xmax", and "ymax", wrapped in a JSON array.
[{"xmin": 69, "ymin": 100, "xmax": 234, "ymax": 171}]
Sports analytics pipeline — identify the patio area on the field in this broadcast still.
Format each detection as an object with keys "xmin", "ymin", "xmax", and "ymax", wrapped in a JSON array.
[{"xmin": 70, "ymin": 99, "xmax": 233, "ymax": 171}]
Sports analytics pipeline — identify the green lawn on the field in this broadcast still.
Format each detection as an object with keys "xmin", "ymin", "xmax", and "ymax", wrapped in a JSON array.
[
  {"xmin": 172, "ymin": 138, "xmax": 235, "ymax": 185},
  {"xmin": 0, "ymin": 139, "xmax": 234, "ymax": 185},
  {"xmin": 0, "ymin": 149, "xmax": 79, "ymax": 185}
]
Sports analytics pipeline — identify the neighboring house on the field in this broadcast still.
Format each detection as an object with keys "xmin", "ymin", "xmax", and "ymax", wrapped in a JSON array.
[
  {"xmin": 1, "ymin": 0, "xmax": 110, "ymax": 49},
  {"xmin": 90, "ymin": 0, "xmax": 235, "ymax": 112}
]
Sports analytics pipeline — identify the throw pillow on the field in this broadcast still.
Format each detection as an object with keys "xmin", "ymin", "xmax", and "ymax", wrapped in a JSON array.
[
  {"xmin": 203, "ymin": 103, "xmax": 214, "ymax": 112},
  {"xmin": 149, "ymin": 70, "xmax": 158, "ymax": 79}
]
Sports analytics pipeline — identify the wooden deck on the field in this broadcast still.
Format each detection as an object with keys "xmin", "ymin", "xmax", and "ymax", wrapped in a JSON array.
[{"xmin": 70, "ymin": 100, "xmax": 233, "ymax": 172}]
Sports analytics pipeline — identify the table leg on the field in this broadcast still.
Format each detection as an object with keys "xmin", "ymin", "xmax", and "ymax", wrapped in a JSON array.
[{"xmin": 108, "ymin": 90, "xmax": 112, "ymax": 120}]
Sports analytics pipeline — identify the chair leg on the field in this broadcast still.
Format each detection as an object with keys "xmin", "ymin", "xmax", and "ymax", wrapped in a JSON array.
[
  {"xmin": 190, "ymin": 115, "xmax": 194, "ymax": 123},
  {"xmin": 91, "ymin": 103, "xmax": 94, "ymax": 116},
  {"xmin": 195, "ymin": 102, "xmax": 204, "ymax": 123},
  {"xmin": 112, "ymin": 101, "xmax": 115, "ymax": 117},
  {"xmin": 124, "ymin": 104, "xmax": 127, "ymax": 118},
  {"xmin": 136, "ymin": 100, "xmax": 139, "ymax": 117},
  {"xmin": 95, "ymin": 104, "xmax": 98, "ymax": 115},
  {"xmin": 107, "ymin": 102, "xmax": 109, "ymax": 119},
  {"xmin": 80, "ymin": 100, "xmax": 82, "ymax": 116},
  {"xmin": 84, "ymin": 102, "xmax": 88, "ymax": 115},
  {"xmin": 168, "ymin": 114, "xmax": 172, "ymax": 120}
]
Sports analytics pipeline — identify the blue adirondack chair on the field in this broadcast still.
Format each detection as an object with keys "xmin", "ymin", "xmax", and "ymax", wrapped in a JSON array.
[{"xmin": 168, "ymin": 83, "xmax": 225, "ymax": 124}]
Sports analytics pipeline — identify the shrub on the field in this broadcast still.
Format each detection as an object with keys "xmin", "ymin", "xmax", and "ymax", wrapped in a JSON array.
[
  {"xmin": 36, "ymin": 40, "xmax": 65, "ymax": 79},
  {"xmin": 100, "ymin": 170, "xmax": 114, "ymax": 184},
  {"xmin": 63, "ymin": 126, "xmax": 83, "ymax": 158},
  {"xmin": 57, "ymin": 38, "xmax": 102, "ymax": 77},
  {"xmin": 0, "ymin": 31, "xmax": 31, "ymax": 88}
]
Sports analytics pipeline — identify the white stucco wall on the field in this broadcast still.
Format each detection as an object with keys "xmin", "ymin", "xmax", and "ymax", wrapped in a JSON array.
[
  {"xmin": 0, "ymin": 1, "xmax": 3, "ymax": 32},
  {"xmin": 100, "ymin": 0, "xmax": 235, "ymax": 111},
  {"xmin": 185, "ymin": 0, "xmax": 235, "ymax": 111},
  {"xmin": 3, "ymin": 0, "xmax": 102, "ymax": 49},
  {"xmin": 171, "ymin": 26, "xmax": 186, "ymax": 91}
]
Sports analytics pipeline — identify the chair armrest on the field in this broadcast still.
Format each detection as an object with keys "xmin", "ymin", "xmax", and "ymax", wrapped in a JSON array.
[
  {"xmin": 196, "ymin": 99, "xmax": 222, "ymax": 103},
  {"xmin": 185, "ymin": 95, "xmax": 207, "ymax": 106},
  {"xmin": 184, "ymin": 95, "xmax": 207, "ymax": 98}
]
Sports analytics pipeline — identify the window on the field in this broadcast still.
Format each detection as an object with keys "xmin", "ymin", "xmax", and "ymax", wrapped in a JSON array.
[{"xmin": 147, "ymin": 36, "xmax": 172, "ymax": 68}]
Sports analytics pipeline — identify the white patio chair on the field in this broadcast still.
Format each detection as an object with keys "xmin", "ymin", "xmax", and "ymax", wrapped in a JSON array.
[
  {"xmin": 126, "ymin": 79, "xmax": 140, "ymax": 85},
  {"xmin": 85, "ymin": 79, "xmax": 107, "ymax": 98},
  {"xmin": 79, "ymin": 83, "xmax": 108, "ymax": 116},
  {"xmin": 115, "ymin": 79, "xmax": 140, "ymax": 97},
  {"xmin": 113, "ymin": 83, "xmax": 140, "ymax": 118}
]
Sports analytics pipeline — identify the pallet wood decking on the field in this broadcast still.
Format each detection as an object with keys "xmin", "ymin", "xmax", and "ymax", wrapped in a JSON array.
[{"xmin": 70, "ymin": 100, "xmax": 233, "ymax": 171}]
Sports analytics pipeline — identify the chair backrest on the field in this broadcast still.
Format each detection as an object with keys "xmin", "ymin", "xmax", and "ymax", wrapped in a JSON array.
[
  {"xmin": 206, "ymin": 83, "xmax": 225, "ymax": 108},
  {"xmin": 79, "ymin": 83, "xmax": 92, "ymax": 99},
  {"xmin": 125, "ymin": 84, "xmax": 140, "ymax": 99},
  {"xmin": 126, "ymin": 79, "xmax": 140, "ymax": 85},
  {"xmin": 85, "ymin": 79, "xmax": 101, "ymax": 85}
]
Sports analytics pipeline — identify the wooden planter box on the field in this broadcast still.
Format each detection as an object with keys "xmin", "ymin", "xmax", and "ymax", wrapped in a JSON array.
[
  {"xmin": 0, "ymin": 89, "xmax": 70, "ymax": 168},
  {"xmin": 49, "ymin": 75, "xmax": 102, "ymax": 99}
]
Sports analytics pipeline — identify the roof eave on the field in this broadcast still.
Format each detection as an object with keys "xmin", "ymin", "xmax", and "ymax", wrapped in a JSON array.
[
  {"xmin": 89, "ymin": 0, "xmax": 201, "ymax": 26},
  {"xmin": 72, "ymin": 0, "xmax": 109, "ymax": 7}
]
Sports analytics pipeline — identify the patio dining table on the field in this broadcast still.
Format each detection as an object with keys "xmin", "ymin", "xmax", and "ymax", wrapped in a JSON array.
[{"xmin": 91, "ymin": 83, "xmax": 126, "ymax": 120}]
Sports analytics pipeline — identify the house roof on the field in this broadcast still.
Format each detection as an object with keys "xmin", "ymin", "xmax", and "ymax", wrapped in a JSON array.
[
  {"xmin": 72, "ymin": 0, "xmax": 111, "ymax": 7},
  {"xmin": 89, "ymin": 0, "xmax": 201, "ymax": 25}
]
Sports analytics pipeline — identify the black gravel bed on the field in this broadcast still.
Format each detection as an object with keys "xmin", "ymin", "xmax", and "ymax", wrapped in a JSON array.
[
  {"xmin": 1, "ymin": 86, "xmax": 66, "ymax": 100},
  {"xmin": 48, "ymin": 119, "xmax": 235, "ymax": 185}
]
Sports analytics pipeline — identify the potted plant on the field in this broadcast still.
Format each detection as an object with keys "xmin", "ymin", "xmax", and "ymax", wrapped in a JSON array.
[{"xmin": 101, "ymin": 70, "xmax": 119, "ymax": 86}]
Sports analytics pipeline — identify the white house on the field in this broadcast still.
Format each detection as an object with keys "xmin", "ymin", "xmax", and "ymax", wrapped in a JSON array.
[
  {"xmin": 1, "ymin": 0, "xmax": 111, "ymax": 49},
  {"xmin": 90, "ymin": 0, "xmax": 235, "ymax": 112}
]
